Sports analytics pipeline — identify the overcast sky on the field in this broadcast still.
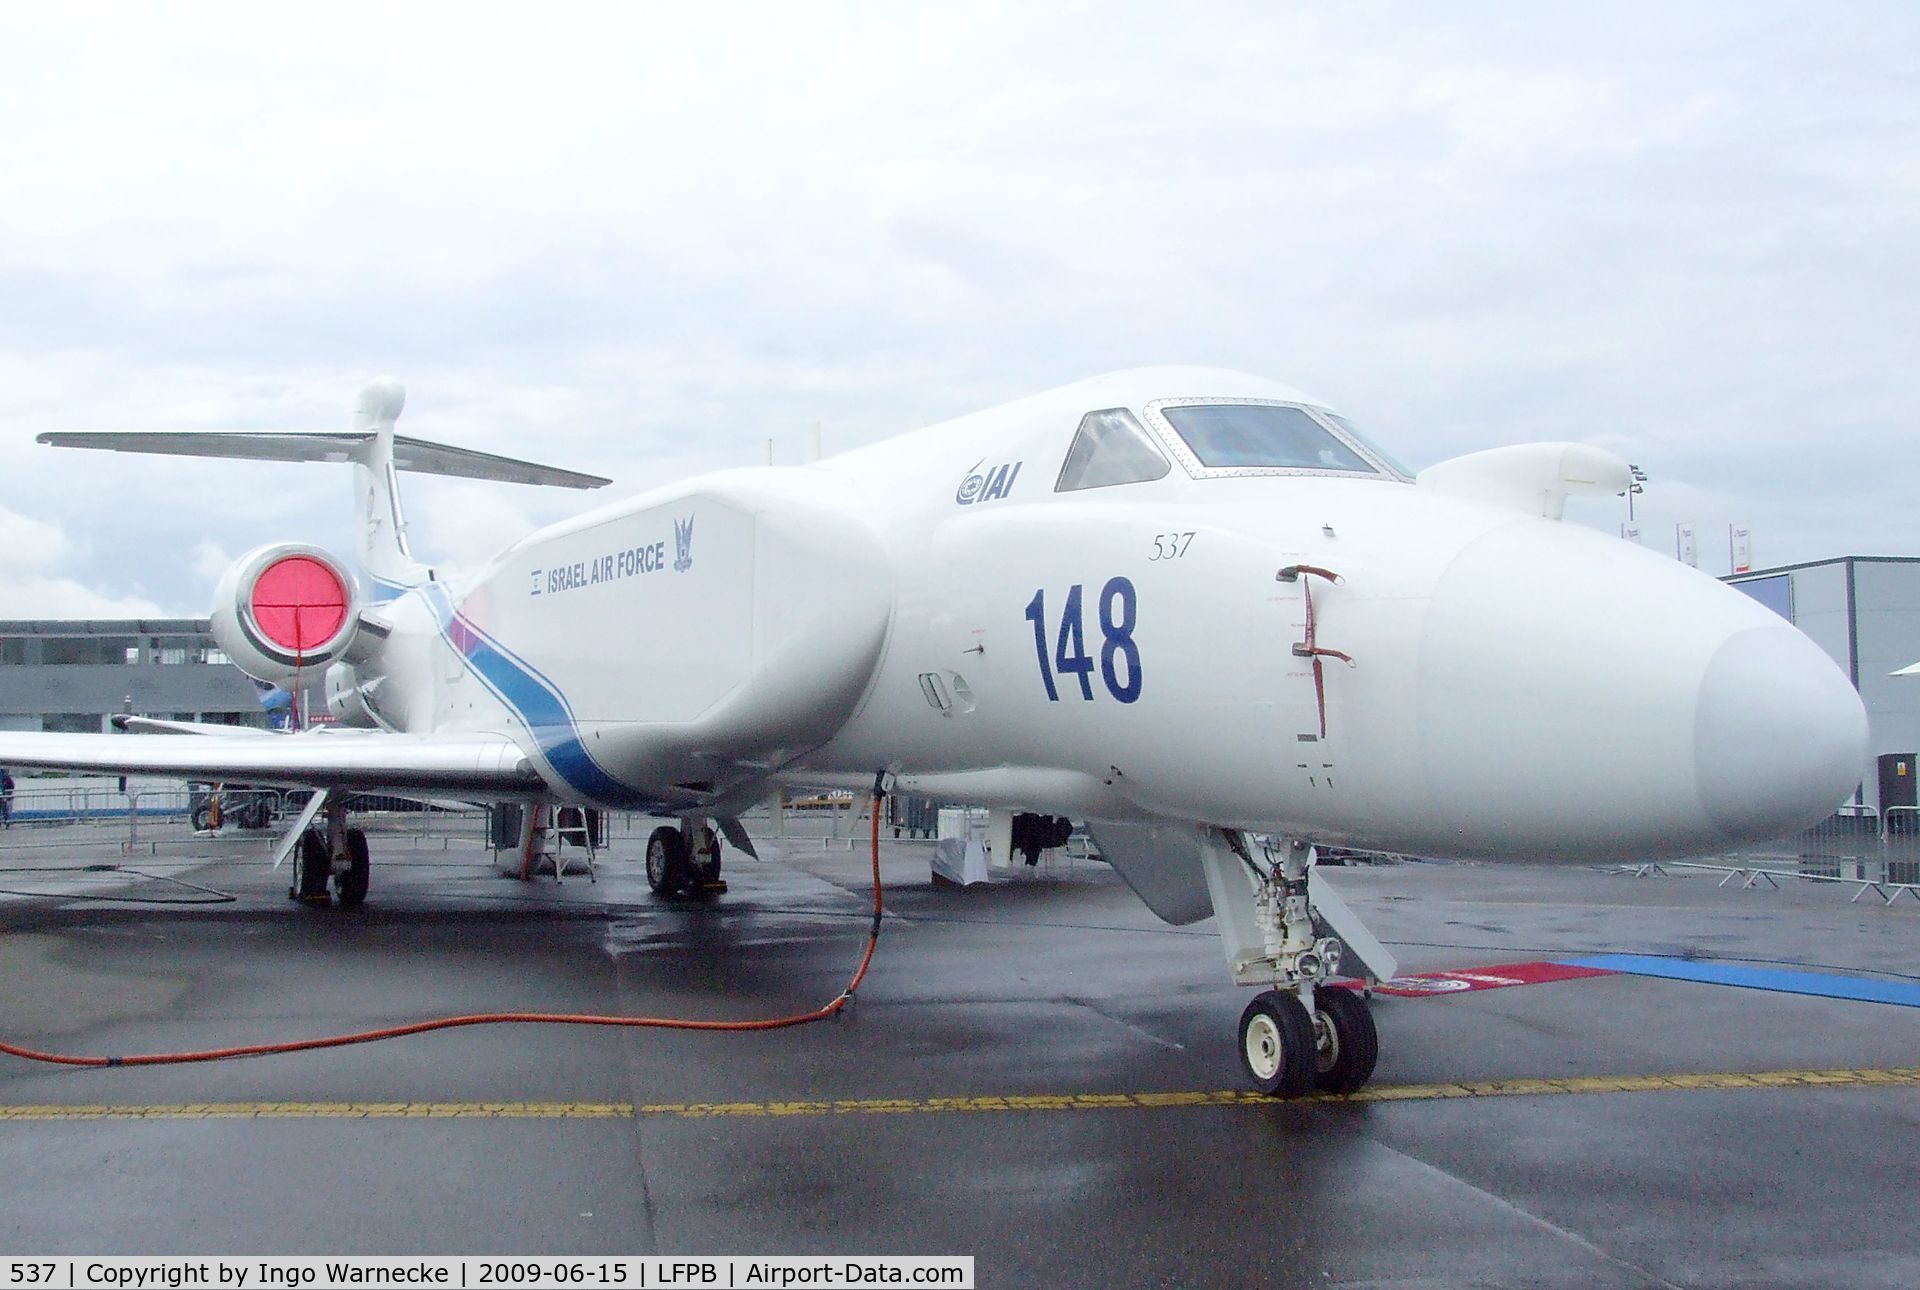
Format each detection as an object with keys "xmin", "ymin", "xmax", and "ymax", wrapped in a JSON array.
[{"xmin": 0, "ymin": 3, "xmax": 1913, "ymax": 615}]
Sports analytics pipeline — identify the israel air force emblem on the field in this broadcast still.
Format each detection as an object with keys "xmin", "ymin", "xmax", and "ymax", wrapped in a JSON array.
[{"xmin": 673, "ymin": 513, "xmax": 695, "ymax": 573}]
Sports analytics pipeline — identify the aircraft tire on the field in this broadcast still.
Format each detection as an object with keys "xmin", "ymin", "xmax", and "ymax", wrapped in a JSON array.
[
  {"xmin": 336, "ymin": 828, "xmax": 371, "ymax": 908},
  {"xmin": 645, "ymin": 826, "xmax": 691, "ymax": 897},
  {"xmin": 1238, "ymin": 990, "xmax": 1316, "ymax": 1097},
  {"xmin": 295, "ymin": 832, "xmax": 331, "ymax": 904},
  {"xmin": 1310, "ymin": 986, "xmax": 1378, "ymax": 1094}
]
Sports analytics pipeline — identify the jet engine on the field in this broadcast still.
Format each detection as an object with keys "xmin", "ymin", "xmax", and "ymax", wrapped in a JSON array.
[{"xmin": 210, "ymin": 543, "xmax": 361, "ymax": 683}]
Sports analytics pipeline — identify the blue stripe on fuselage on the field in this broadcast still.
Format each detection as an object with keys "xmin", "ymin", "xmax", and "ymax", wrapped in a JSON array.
[
  {"xmin": 364, "ymin": 572, "xmax": 412, "ymax": 605},
  {"xmin": 422, "ymin": 583, "xmax": 650, "ymax": 807}
]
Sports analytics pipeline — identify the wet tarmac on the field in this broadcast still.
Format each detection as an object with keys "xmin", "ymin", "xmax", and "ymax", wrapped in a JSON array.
[{"xmin": 0, "ymin": 824, "xmax": 1915, "ymax": 1287}]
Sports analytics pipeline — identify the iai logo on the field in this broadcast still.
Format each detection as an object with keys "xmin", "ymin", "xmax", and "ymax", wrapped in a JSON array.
[
  {"xmin": 956, "ymin": 459, "xmax": 1022, "ymax": 506},
  {"xmin": 673, "ymin": 513, "xmax": 695, "ymax": 573}
]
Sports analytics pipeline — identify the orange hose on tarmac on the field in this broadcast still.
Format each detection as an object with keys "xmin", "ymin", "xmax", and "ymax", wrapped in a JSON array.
[{"xmin": 0, "ymin": 793, "xmax": 889, "ymax": 1069}]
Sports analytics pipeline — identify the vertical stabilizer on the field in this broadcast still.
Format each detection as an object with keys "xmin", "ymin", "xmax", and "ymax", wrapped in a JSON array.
[{"xmin": 349, "ymin": 378, "xmax": 433, "ymax": 598}]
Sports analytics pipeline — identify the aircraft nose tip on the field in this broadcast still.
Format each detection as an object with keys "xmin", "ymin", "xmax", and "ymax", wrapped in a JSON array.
[{"xmin": 1694, "ymin": 626, "xmax": 1867, "ymax": 841}]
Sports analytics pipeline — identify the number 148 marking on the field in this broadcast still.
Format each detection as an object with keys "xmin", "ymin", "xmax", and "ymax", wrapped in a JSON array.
[{"xmin": 1023, "ymin": 577, "xmax": 1142, "ymax": 703}]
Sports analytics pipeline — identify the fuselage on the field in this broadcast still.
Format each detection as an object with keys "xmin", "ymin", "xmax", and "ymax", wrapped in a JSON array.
[{"xmin": 338, "ymin": 367, "xmax": 1865, "ymax": 863}]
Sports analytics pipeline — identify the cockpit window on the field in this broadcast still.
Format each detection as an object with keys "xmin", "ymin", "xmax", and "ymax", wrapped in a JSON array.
[
  {"xmin": 1055, "ymin": 407, "xmax": 1173, "ymax": 492},
  {"xmin": 1159, "ymin": 404, "xmax": 1376, "ymax": 473},
  {"xmin": 1320, "ymin": 411, "xmax": 1415, "ymax": 478}
]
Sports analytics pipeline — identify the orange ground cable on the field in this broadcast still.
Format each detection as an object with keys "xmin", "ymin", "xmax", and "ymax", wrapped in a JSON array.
[{"xmin": 0, "ymin": 792, "xmax": 888, "ymax": 1069}]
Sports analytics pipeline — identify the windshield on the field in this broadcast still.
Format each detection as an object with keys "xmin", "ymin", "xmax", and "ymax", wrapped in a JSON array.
[
  {"xmin": 1320, "ymin": 411, "xmax": 1414, "ymax": 478},
  {"xmin": 1159, "ymin": 404, "xmax": 1377, "ymax": 474}
]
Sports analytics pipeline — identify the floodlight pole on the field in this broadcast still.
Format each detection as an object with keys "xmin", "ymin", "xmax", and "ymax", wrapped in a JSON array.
[{"xmin": 1624, "ymin": 464, "xmax": 1647, "ymax": 522}]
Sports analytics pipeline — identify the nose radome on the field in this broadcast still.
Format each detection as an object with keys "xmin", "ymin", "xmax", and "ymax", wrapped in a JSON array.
[{"xmin": 1694, "ymin": 625, "xmax": 1867, "ymax": 842}]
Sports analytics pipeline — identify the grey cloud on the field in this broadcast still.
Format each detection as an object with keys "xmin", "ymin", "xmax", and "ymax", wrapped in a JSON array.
[{"xmin": 0, "ymin": 2, "xmax": 1915, "ymax": 608}]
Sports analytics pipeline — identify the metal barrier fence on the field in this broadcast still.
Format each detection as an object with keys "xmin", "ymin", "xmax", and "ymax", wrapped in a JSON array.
[
  {"xmin": 0, "ymin": 794, "xmax": 746, "ymax": 861},
  {"xmin": 11, "ymin": 785, "xmax": 1909, "ymax": 901},
  {"xmin": 1616, "ymin": 808, "xmax": 1920, "ymax": 906},
  {"xmin": 0, "ymin": 788, "xmax": 477, "ymax": 857},
  {"xmin": 5, "ymin": 784, "xmax": 195, "ymax": 824}
]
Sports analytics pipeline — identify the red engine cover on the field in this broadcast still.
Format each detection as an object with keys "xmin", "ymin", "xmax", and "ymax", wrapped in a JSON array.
[{"xmin": 250, "ymin": 555, "xmax": 350, "ymax": 654}]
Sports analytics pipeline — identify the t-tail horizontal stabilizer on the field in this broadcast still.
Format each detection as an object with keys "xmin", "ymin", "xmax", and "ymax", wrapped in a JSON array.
[
  {"xmin": 38, "ymin": 378, "xmax": 610, "ymax": 590},
  {"xmin": 33, "ymin": 431, "xmax": 610, "ymax": 490}
]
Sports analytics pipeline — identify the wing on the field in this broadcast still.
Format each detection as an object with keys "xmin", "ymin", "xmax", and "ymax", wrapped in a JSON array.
[{"xmin": 0, "ymin": 729, "xmax": 543, "ymax": 796}]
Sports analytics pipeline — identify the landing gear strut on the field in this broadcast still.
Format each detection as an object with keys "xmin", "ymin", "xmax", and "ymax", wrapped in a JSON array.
[{"xmin": 1202, "ymin": 830, "xmax": 1391, "ymax": 1097}]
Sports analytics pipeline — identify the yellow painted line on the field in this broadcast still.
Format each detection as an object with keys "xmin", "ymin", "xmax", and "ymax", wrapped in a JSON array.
[
  {"xmin": 641, "ymin": 1066, "xmax": 1920, "ymax": 1116},
  {"xmin": 0, "ymin": 1068, "xmax": 1914, "ymax": 1122},
  {"xmin": 0, "ymin": 1101, "xmax": 631, "ymax": 1120}
]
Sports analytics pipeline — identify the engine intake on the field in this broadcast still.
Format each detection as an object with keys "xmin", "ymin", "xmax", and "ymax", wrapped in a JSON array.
[{"xmin": 210, "ymin": 543, "xmax": 361, "ymax": 683}]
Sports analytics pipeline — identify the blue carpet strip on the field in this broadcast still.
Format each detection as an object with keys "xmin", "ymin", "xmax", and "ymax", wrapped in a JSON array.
[{"xmin": 1560, "ymin": 954, "xmax": 1920, "ymax": 1008}]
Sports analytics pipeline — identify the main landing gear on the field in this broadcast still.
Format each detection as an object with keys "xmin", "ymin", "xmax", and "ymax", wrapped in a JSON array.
[
  {"xmin": 646, "ymin": 821, "xmax": 728, "ymax": 900},
  {"xmin": 1202, "ymin": 830, "xmax": 1394, "ymax": 1097},
  {"xmin": 290, "ymin": 797, "xmax": 371, "ymax": 910}
]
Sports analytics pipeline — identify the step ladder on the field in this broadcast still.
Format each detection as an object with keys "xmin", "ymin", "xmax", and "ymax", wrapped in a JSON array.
[{"xmin": 519, "ymin": 804, "xmax": 597, "ymax": 883}]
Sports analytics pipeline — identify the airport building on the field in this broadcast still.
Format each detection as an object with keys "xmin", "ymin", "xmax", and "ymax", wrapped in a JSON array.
[
  {"xmin": 0, "ymin": 618, "xmax": 273, "ymax": 734},
  {"xmin": 1727, "ymin": 556, "xmax": 1920, "ymax": 819}
]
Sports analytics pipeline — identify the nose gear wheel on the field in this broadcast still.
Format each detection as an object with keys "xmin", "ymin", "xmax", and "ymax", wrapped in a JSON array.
[
  {"xmin": 1310, "ymin": 986, "xmax": 1379, "ymax": 1094},
  {"xmin": 1238, "ymin": 990, "xmax": 1316, "ymax": 1097}
]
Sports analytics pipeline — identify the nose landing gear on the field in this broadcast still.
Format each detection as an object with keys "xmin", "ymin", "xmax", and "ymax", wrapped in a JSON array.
[{"xmin": 1203, "ymin": 830, "xmax": 1394, "ymax": 1097}]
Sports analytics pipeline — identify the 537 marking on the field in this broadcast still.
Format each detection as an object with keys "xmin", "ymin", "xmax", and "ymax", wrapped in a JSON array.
[
  {"xmin": 1023, "ymin": 577, "xmax": 1142, "ymax": 703},
  {"xmin": 1149, "ymin": 531, "xmax": 1195, "ymax": 561}
]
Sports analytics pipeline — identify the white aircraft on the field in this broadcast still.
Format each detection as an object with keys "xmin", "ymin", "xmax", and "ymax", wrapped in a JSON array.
[{"xmin": 0, "ymin": 368, "xmax": 1866, "ymax": 1097}]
